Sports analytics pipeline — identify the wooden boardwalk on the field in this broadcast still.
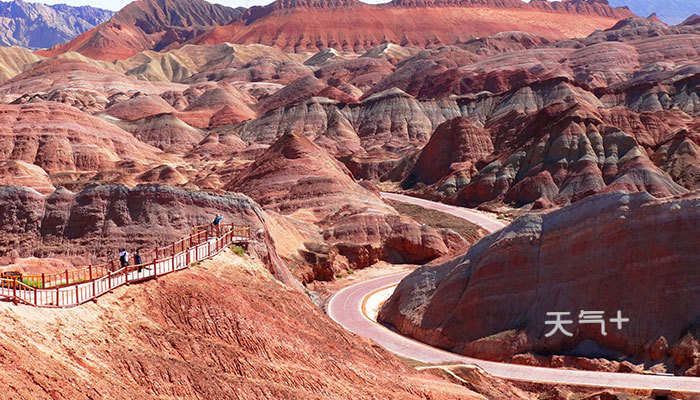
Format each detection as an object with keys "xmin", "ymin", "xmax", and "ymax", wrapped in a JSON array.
[{"xmin": 0, "ymin": 224, "xmax": 250, "ymax": 308}]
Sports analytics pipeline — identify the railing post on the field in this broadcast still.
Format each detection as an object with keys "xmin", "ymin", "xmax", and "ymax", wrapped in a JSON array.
[
  {"xmin": 12, "ymin": 279, "xmax": 16, "ymax": 299},
  {"xmin": 34, "ymin": 287, "xmax": 37, "ymax": 305},
  {"xmin": 108, "ymin": 271, "xmax": 112, "ymax": 289},
  {"xmin": 172, "ymin": 242, "xmax": 176, "ymax": 256},
  {"xmin": 125, "ymin": 264, "xmax": 129, "ymax": 285},
  {"xmin": 153, "ymin": 259, "xmax": 158, "ymax": 279},
  {"xmin": 89, "ymin": 265, "xmax": 93, "ymax": 281},
  {"xmin": 65, "ymin": 269, "xmax": 69, "ymax": 286},
  {"xmin": 41, "ymin": 273, "xmax": 45, "ymax": 289},
  {"xmin": 56, "ymin": 286, "xmax": 59, "ymax": 307},
  {"xmin": 92, "ymin": 278, "xmax": 96, "ymax": 298},
  {"xmin": 155, "ymin": 247, "xmax": 159, "ymax": 261}
]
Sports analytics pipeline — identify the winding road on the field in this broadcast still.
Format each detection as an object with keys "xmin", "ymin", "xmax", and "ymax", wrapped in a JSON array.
[{"xmin": 327, "ymin": 193, "xmax": 700, "ymax": 392}]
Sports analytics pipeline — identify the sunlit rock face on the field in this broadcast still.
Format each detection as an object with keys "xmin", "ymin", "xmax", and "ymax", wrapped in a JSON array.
[{"xmin": 380, "ymin": 190, "xmax": 700, "ymax": 374}]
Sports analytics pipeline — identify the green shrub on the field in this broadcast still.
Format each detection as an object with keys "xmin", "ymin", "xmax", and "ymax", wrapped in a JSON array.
[
  {"xmin": 21, "ymin": 279, "xmax": 43, "ymax": 289},
  {"xmin": 335, "ymin": 273, "xmax": 344, "ymax": 279},
  {"xmin": 230, "ymin": 245, "xmax": 246, "ymax": 257},
  {"xmin": 347, "ymin": 270, "xmax": 354, "ymax": 275}
]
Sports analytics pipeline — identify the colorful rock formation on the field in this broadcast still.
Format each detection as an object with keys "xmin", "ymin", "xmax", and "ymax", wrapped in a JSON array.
[{"xmin": 379, "ymin": 190, "xmax": 700, "ymax": 375}]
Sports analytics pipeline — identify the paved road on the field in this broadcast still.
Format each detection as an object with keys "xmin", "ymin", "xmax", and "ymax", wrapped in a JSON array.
[
  {"xmin": 380, "ymin": 192, "xmax": 507, "ymax": 233},
  {"xmin": 328, "ymin": 193, "xmax": 700, "ymax": 392}
]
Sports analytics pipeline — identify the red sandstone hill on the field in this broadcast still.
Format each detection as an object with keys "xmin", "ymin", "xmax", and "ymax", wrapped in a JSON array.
[
  {"xmin": 225, "ymin": 132, "xmax": 456, "ymax": 281},
  {"xmin": 0, "ymin": 251, "xmax": 489, "ymax": 399},
  {"xmin": 379, "ymin": 190, "xmax": 700, "ymax": 375},
  {"xmin": 39, "ymin": 0, "xmax": 634, "ymax": 61},
  {"xmin": 0, "ymin": 102, "xmax": 169, "ymax": 177},
  {"xmin": 194, "ymin": 0, "xmax": 633, "ymax": 53}
]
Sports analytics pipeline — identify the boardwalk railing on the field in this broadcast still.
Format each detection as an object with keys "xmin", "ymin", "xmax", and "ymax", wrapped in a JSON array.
[{"xmin": 0, "ymin": 223, "xmax": 251, "ymax": 308}]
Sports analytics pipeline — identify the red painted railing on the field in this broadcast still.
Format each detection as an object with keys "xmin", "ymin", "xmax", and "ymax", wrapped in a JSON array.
[{"xmin": 0, "ymin": 223, "xmax": 251, "ymax": 308}]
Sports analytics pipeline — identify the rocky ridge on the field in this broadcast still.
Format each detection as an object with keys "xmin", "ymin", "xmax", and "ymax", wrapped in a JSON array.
[
  {"xmin": 42, "ymin": 0, "xmax": 632, "ymax": 60},
  {"xmin": 0, "ymin": 0, "xmax": 113, "ymax": 48}
]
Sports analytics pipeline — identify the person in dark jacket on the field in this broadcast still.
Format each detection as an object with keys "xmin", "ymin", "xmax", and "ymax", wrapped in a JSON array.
[{"xmin": 134, "ymin": 248, "xmax": 143, "ymax": 273}]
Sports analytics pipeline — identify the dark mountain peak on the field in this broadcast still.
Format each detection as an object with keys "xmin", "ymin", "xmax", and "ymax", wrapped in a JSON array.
[
  {"xmin": 681, "ymin": 14, "xmax": 700, "ymax": 26},
  {"xmin": 646, "ymin": 12, "xmax": 663, "ymax": 23},
  {"xmin": 0, "ymin": 0, "xmax": 113, "ymax": 48},
  {"xmin": 37, "ymin": 0, "xmax": 245, "ymax": 60},
  {"xmin": 607, "ymin": 16, "xmax": 656, "ymax": 30},
  {"xmin": 116, "ymin": 0, "xmax": 242, "ymax": 28}
]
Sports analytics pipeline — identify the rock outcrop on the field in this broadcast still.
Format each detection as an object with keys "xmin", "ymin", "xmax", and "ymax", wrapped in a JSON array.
[
  {"xmin": 379, "ymin": 190, "xmax": 700, "ymax": 375},
  {"xmin": 111, "ymin": 113, "xmax": 205, "ymax": 154},
  {"xmin": 226, "ymin": 132, "xmax": 452, "ymax": 280},
  {"xmin": 0, "ymin": 160, "xmax": 55, "ymax": 194},
  {"xmin": 455, "ymin": 101, "xmax": 689, "ymax": 208},
  {"xmin": 403, "ymin": 117, "xmax": 493, "ymax": 189}
]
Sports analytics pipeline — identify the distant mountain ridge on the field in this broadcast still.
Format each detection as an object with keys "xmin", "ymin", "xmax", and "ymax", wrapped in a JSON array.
[
  {"xmin": 41, "ymin": 0, "xmax": 635, "ymax": 61},
  {"xmin": 608, "ymin": 0, "xmax": 699, "ymax": 25},
  {"xmin": 0, "ymin": 0, "xmax": 113, "ymax": 48}
]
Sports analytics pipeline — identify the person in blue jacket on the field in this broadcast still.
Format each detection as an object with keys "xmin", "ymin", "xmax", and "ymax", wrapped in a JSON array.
[
  {"xmin": 213, "ymin": 214, "xmax": 223, "ymax": 226},
  {"xmin": 212, "ymin": 214, "xmax": 223, "ymax": 236}
]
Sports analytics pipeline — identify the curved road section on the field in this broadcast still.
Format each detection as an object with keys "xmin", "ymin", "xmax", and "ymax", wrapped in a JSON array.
[
  {"xmin": 328, "ymin": 193, "xmax": 700, "ymax": 392},
  {"xmin": 380, "ymin": 192, "xmax": 506, "ymax": 233}
]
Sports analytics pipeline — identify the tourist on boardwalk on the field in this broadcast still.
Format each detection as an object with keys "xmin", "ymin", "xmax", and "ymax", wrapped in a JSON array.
[
  {"xmin": 213, "ymin": 214, "xmax": 223, "ymax": 226},
  {"xmin": 212, "ymin": 214, "xmax": 223, "ymax": 236},
  {"xmin": 134, "ymin": 248, "xmax": 143, "ymax": 273},
  {"xmin": 119, "ymin": 248, "xmax": 129, "ymax": 270}
]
